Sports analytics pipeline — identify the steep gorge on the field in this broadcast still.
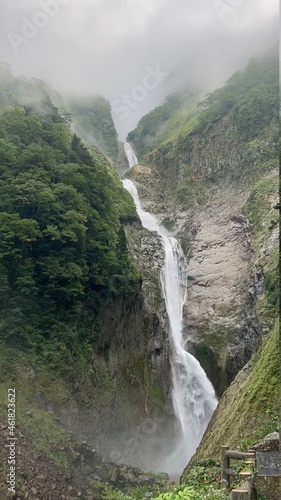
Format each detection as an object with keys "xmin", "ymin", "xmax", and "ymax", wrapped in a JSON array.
[{"xmin": 0, "ymin": 44, "xmax": 279, "ymax": 499}]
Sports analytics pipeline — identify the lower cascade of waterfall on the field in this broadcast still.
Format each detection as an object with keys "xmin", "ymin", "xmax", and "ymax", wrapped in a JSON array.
[
  {"xmin": 123, "ymin": 145, "xmax": 217, "ymax": 472},
  {"xmin": 160, "ymin": 237, "xmax": 217, "ymax": 467}
]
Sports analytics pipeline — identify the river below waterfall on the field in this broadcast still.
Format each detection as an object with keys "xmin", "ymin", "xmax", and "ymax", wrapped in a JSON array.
[{"xmin": 123, "ymin": 143, "xmax": 217, "ymax": 473}]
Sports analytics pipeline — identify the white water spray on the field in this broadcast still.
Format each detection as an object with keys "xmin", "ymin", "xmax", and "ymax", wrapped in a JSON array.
[
  {"xmin": 124, "ymin": 142, "xmax": 138, "ymax": 169},
  {"xmin": 160, "ymin": 236, "xmax": 217, "ymax": 469},
  {"xmin": 123, "ymin": 148, "xmax": 217, "ymax": 472}
]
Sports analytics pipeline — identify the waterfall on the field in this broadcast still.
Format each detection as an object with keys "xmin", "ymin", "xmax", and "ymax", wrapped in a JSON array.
[
  {"xmin": 123, "ymin": 148, "xmax": 217, "ymax": 472},
  {"xmin": 160, "ymin": 236, "xmax": 217, "ymax": 469},
  {"xmin": 124, "ymin": 142, "xmax": 138, "ymax": 169}
]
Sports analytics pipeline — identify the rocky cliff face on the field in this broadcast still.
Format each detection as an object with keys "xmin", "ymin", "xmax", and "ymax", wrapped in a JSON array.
[
  {"xmin": 181, "ymin": 186, "xmax": 259, "ymax": 394},
  {"xmin": 41, "ymin": 219, "xmax": 176, "ymax": 472},
  {"xmin": 93, "ymin": 221, "xmax": 173, "ymax": 470},
  {"xmin": 126, "ymin": 112, "xmax": 278, "ymax": 396}
]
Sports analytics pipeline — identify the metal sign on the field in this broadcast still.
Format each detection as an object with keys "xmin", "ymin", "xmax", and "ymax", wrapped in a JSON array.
[{"xmin": 256, "ymin": 451, "xmax": 280, "ymax": 477}]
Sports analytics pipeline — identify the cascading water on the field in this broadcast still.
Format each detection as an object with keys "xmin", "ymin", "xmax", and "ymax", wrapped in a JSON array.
[
  {"xmin": 160, "ymin": 236, "xmax": 217, "ymax": 469},
  {"xmin": 123, "ymin": 146, "xmax": 217, "ymax": 472},
  {"xmin": 124, "ymin": 142, "xmax": 138, "ymax": 169}
]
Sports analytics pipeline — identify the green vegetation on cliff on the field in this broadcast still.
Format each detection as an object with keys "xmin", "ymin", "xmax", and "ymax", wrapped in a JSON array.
[
  {"xmin": 0, "ymin": 65, "xmax": 140, "ymax": 374},
  {"xmin": 66, "ymin": 95, "xmax": 120, "ymax": 162},
  {"xmin": 129, "ymin": 44, "xmax": 278, "ymax": 207},
  {"xmin": 127, "ymin": 90, "xmax": 200, "ymax": 158},
  {"xmin": 183, "ymin": 318, "xmax": 279, "ymax": 464},
  {"xmin": 195, "ymin": 48, "xmax": 278, "ymax": 141},
  {"xmin": 0, "ymin": 64, "xmax": 175, "ymax": 499}
]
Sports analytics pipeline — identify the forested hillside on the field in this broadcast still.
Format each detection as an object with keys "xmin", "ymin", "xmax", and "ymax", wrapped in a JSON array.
[
  {"xmin": 47, "ymin": 85, "xmax": 122, "ymax": 164},
  {"xmin": 66, "ymin": 95, "xmax": 120, "ymax": 163},
  {"xmin": 0, "ymin": 63, "xmax": 140, "ymax": 372},
  {"xmin": 0, "ymin": 62, "xmax": 121, "ymax": 165}
]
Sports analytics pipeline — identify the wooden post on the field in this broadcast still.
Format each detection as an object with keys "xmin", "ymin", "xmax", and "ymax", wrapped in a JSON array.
[
  {"xmin": 245, "ymin": 451, "xmax": 255, "ymax": 460},
  {"xmin": 221, "ymin": 447, "xmax": 255, "ymax": 496},
  {"xmin": 225, "ymin": 450, "xmax": 248, "ymax": 460},
  {"xmin": 226, "ymin": 468, "xmax": 237, "ymax": 477},
  {"xmin": 232, "ymin": 485, "xmax": 250, "ymax": 499},
  {"xmin": 232, "ymin": 468, "xmax": 253, "ymax": 499},
  {"xmin": 239, "ymin": 470, "xmax": 253, "ymax": 481},
  {"xmin": 221, "ymin": 446, "xmax": 230, "ymax": 488}
]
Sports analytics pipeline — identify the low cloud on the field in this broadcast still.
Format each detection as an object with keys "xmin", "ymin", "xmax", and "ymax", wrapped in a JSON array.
[{"xmin": 0, "ymin": 0, "xmax": 278, "ymax": 138}]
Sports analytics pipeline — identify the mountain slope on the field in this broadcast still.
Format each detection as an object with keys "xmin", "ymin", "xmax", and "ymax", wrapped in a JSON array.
[
  {"xmin": 126, "ymin": 45, "xmax": 279, "ymax": 396},
  {"xmin": 65, "ymin": 95, "xmax": 120, "ymax": 162},
  {"xmin": 124, "ymin": 42, "xmax": 279, "ymax": 499},
  {"xmin": 0, "ymin": 76, "xmax": 141, "ymax": 362},
  {"xmin": 127, "ymin": 89, "xmax": 200, "ymax": 159}
]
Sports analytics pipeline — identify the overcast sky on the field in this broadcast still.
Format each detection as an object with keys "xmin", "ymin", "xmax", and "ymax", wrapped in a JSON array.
[{"xmin": 0, "ymin": 0, "xmax": 278, "ymax": 139}]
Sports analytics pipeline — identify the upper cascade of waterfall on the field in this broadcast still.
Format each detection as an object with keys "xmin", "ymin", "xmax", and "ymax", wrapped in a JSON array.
[
  {"xmin": 122, "ymin": 179, "xmax": 167, "ymax": 235},
  {"xmin": 122, "ymin": 166, "xmax": 218, "ymax": 473},
  {"xmin": 124, "ymin": 142, "xmax": 138, "ymax": 169}
]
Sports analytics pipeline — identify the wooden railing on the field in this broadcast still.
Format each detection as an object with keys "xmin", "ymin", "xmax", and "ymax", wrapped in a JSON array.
[{"xmin": 221, "ymin": 446, "xmax": 255, "ymax": 499}]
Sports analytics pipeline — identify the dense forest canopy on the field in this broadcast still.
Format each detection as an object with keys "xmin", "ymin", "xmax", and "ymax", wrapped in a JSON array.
[
  {"xmin": 0, "ymin": 64, "xmax": 140, "ymax": 369},
  {"xmin": 66, "ymin": 95, "xmax": 119, "ymax": 163}
]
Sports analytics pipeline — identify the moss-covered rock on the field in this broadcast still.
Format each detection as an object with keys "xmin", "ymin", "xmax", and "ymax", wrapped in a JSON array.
[{"xmin": 182, "ymin": 318, "xmax": 279, "ymax": 470}]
